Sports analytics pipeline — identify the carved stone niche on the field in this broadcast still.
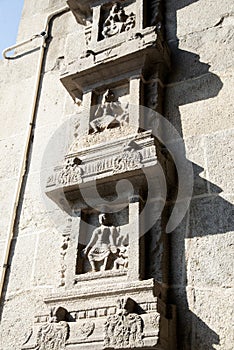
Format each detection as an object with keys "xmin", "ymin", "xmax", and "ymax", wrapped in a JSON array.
[
  {"xmin": 66, "ymin": 0, "xmax": 164, "ymax": 40},
  {"xmin": 60, "ymin": 16, "xmax": 170, "ymax": 102}
]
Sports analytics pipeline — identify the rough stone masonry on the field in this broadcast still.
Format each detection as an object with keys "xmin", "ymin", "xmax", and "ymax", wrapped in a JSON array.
[{"xmin": 0, "ymin": 1, "xmax": 233, "ymax": 349}]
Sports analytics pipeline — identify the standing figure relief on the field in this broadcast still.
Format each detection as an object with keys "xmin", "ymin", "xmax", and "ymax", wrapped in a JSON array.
[{"xmin": 82, "ymin": 213, "xmax": 129, "ymax": 273}]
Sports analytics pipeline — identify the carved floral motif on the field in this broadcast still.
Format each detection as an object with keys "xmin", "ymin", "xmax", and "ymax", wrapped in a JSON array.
[
  {"xmin": 113, "ymin": 149, "xmax": 142, "ymax": 173},
  {"xmin": 79, "ymin": 322, "xmax": 95, "ymax": 338},
  {"xmin": 57, "ymin": 158, "xmax": 82, "ymax": 185},
  {"xmin": 104, "ymin": 298, "xmax": 144, "ymax": 348}
]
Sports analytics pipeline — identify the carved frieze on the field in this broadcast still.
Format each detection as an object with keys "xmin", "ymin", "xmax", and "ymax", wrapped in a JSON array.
[
  {"xmin": 104, "ymin": 298, "xmax": 144, "ymax": 348},
  {"xmin": 46, "ymin": 131, "xmax": 157, "ymax": 194}
]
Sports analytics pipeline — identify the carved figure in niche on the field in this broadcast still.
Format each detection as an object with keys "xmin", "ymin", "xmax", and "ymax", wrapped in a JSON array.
[
  {"xmin": 114, "ymin": 245, "xmax": 128, "ymax": 269},
  {"xmin": 82, "ymin": 213, "xmax": 118, "ymax": 272},
  {"xmin": 90, "ymin": 89, "xmax": 129, "ymax": 133},
  {"xmin": 36, "ymin": 307, "xmax": 69, "ymax": 350},
  {"xmin": 104, "ymin": 298, "xmax": 144, "ymax": 348},
  {"xmin": 102, "ymin": 2, "xmax": 136, "ymax": 38}
]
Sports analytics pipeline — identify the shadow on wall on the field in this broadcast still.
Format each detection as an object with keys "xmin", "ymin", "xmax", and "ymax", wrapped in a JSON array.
[{"xmin": 165, "ymin": 1, "xmax": 233, "ymax": 350}]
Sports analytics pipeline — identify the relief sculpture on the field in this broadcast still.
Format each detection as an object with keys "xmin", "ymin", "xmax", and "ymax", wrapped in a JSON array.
[
  {"xmin": 102, "ymin": 3, "xmax": 136, "ymax": 39},
  {"xmin": 81, "ymin": 213, "xmax": 129, "ymax": 273},
  {"xmin": 104, "ymin": 298, "xmax": 144, "ymax": 348},
  {"xmin": 36, "ymin": 307, "xmax": 69, "ymax": 350},
  {"xmin": 82, "ymin": 213, "xmax": 118, "ymax": 272},
  {"xmin": 90, "ymin": 89, "xmax": 129, "ymax": 133}
]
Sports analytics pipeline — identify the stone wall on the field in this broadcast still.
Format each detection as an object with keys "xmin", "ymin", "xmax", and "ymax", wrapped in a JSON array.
[
  {"xmin": 0, "ymin": 0, "xmax": 233, "ymax": 349},
  {"xmin": 165, "ymin": 1, "xmax": 234, "ymax": 349}
]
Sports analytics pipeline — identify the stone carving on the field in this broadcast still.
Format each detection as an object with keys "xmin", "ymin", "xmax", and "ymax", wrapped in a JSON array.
[
  {"xmin": 104, "ymin": 298, "xmax": 144, "ymax": 348},
  {"xmin": 102, "ymin": 3, "xmax": 136, "ymax": 39},
  {"xmin": 79, "ymin": 321, "xmax": 95, "ymax": 338},
  {"xmin": 90, "ymin": 89, "xmax": 129, "ymax": 133},
  {"xmin": 82, "ymin": 214, "xmax": 118, "ymax": 272},
  {"xmin": 114, "ymin": 245, "xmax": 128, "ymax": 269},
  {"xmin": 22, "ymin": 328, "xmax": 33, "ymax": 346},
  {"xmin": 36, "ymin": 307, "xmax": 69, "ymax": 350},
  {"xmin": 59, "ymin": 220, "xmax": 72, "ymax": 287},
  {"xmin": 70, "ymin": 125, "xmax": 136, "ymax": 151},
  {"xmin": 113, "ymin": 149, "xmax": 142, "ymax": 173},
  {"xmin": 57, "ymin": 158, "xmax": 82, "ymax": 185},
  {"xmin": 150, "ymin": 312, "xmax": 160, "ymax": 330},
  {"xmin": 150, "ymin": 313, "xmax": 160, "ymax": 344}
]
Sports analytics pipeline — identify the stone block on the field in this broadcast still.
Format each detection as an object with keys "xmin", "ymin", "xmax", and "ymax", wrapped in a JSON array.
[
  {"xmin": 0, "ymin": 179, "xmax": 19, "ymax": 241},
  {"xmin": 17, "ymin": 173, "xmax": 66, "ymax": 235},
  {"xmin": 51, "ymin": 11, "xmax": 81, "ymax": 38},
  {"xmin": 189, "ymin": 195, "xmax": 234, "ymax": 238},
  {"xmin": 32, "ymin": 228, "xmax": 61, "ymax": 287},
  {"xmin": 35, "ymin": 71, "xmax": 68, "ymax": 128},
  {"xmin": 6, "ymin": 234, "xmax": 36, "ymax": 293},
  {"xmin": 188, "ymin": 194, "xmax": 234, "ymax": 287},
  {"xmin": 0, "ymin": 290, "xmax": 49, "ymax": 350},
  {"xmin": 65, "ymin": 30, "xmax": 86, "ymax": 65},
  {"xmin": 166, "ymin": 0, "xmax": 234, "ymax": 40},
  {"xmin": 0, "ymin": 76, "xmax": 36, "ymax": 139},
  {"xmin": 0, "ymin": 135, "xmax": 26, "ymax": 181},
  {"xmin": 184, "ymin": 136, "xmax": 210, "ymax": 196},
  {"xmin": 167, "ymin": 23, "xmax": 233, "ymax": 84},
  {"xmin": 205, "ymin": 129, "xmax": 234, "ymax": 194},
  {"xmin": 186, "ymin": 231, "xmax": 233, "ymax": 288},
  {"xmin": 165, "ymin": 74, "xmax": 232, "ymax": 138},
  {"xmin": 192, "ymin": 288, "xmax": 234, "ymax": 350}
]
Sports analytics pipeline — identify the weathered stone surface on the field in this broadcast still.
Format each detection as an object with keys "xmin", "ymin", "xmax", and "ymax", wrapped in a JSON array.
[
  {"xmin": 166, "ymin": 0, "xmax": 234, "ymax": 40},
  {"xmin": 189, "ymin": 195, "xmax": 234, "ymax": 238},
  {"xmin": 0, "ymin": 77, "xmax": 36, "ymax": 139},
  {"xmin": 6, "ymin": 234, "xmax": 37, "ymax": 293},
  {"xmin": 165, "ymin": 74, "xmax": 233, "ymax": 138},
  {"xmin": 32, "ymin": 229, "xmax": 61, "ymax": 287},
  {"xmin": 186, "ymin": 232, "xmax": 233, "ymax": 288},
  {"xmin": 0, "ymin": 179, "xmax": 19, "ymax": 241},
  {"xmin": 205, "ymin": 129, "xmax": 234, "ymax": 194},
  {"xmin": 0, "ymin": 0, "xmax": 233, "ymax": 350},
  {"xmin": 0, "ymin": 291, "xmax": 49, "ymax": 350},
  {"xmin": 192, "ymin": 288, "xmax": 234, "ymax": 350},
  {"xmin": 17, "ymin": 173, "xmax": 65, "ymax": 235}
]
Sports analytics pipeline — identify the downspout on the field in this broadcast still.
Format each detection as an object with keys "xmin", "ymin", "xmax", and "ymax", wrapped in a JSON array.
[{"xmin": 0, "ymin": 6, "xmax": 70, "ymax": 300}]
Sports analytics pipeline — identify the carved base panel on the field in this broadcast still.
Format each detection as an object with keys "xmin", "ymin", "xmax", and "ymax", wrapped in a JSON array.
[{"xmin": 22, "ymin": 280, "xmax": 176, "ymax": 350}]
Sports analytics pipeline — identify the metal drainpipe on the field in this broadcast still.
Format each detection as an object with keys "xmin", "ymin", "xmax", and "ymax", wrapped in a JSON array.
[{"xmin": 0, "ymin": 6, "xmax": 70, "ymax": 300}]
